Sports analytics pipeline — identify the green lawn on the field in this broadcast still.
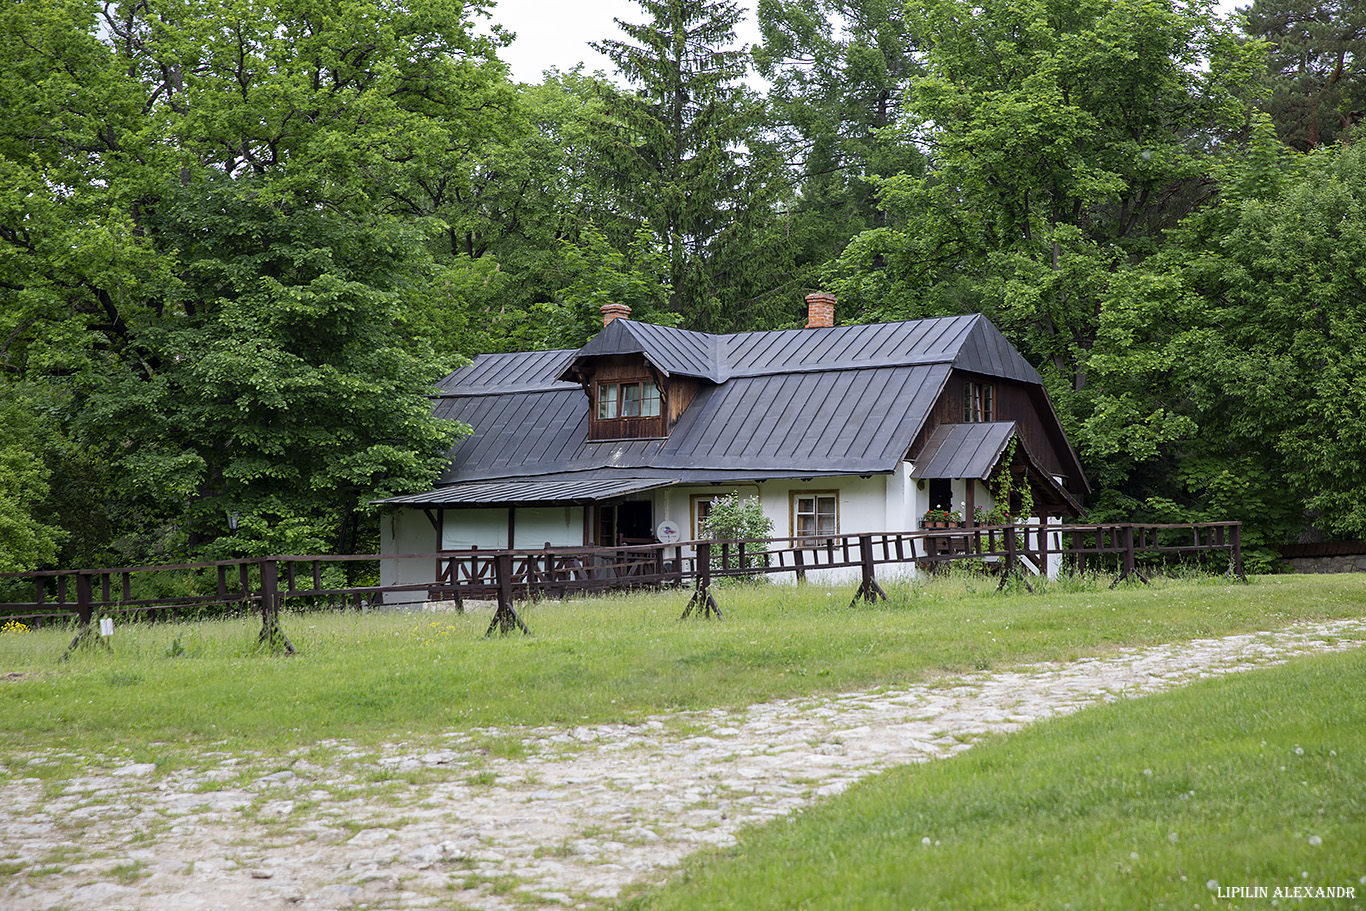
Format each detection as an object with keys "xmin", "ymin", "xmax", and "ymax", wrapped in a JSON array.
[
  {"xmin": 0, "ymin": 573, "xmax": 1363, "ymax": 770},
  {"xmin": 619, "ymin": 646, "xmax": 1366, "ymax": 910}
]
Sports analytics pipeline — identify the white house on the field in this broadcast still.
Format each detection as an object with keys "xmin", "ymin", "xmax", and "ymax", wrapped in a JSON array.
[{"xmin": 377, "ymin": 296, "xmax": 1086, "ymax": 597}]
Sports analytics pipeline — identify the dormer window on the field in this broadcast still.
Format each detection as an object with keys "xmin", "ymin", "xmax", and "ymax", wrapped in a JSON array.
[
  {"xmin": 598, "ymin": 381, "xmax": 661, "ymax": 420},
  {"xmin": 965, "ymin": 381, "xmax": 994, "ymax": 422}
]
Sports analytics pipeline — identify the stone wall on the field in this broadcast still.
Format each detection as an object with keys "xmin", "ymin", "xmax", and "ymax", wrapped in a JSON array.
[{"xmin": 1286, "ymin": 553, "xmax": 1366, "ymax": 574}]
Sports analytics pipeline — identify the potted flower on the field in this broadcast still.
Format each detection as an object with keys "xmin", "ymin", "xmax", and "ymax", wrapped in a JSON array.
[{"xmin": 921, "ymin": 508, "xmax": 963, "ymax": 529}]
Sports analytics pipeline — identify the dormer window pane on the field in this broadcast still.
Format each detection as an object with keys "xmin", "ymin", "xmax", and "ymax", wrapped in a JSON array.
[
  {"xmin": 964, "ymin": 381, "xmax": 994, "ymax": 422},
  {"xmin": 642, "ymin": 382, "xmax": 661, "ymax": 417},
  {"xmin": 621, "ymin": 382, "xmax": 641, "ymax": 417},
  {"xmin": 598, "ymin": 383, "xmax": 619, "ymax": 419}
]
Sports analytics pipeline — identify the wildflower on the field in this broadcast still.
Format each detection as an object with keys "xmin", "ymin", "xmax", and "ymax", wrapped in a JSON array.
[{"xmin": 1, "ymin": 620, "xmax": 29, "ymax": 635}]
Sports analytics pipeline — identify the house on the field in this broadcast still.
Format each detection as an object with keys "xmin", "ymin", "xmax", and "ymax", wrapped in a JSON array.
[{"xmin": 377, "ymin": 295, "xmax": 1087, "ymax": 596}]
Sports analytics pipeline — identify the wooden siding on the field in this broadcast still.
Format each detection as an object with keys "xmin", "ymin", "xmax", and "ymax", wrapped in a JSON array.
[
  {"xmin": 909, "ymin": 370, "xmax": 1074, "ymax": 488},
  {"xmin": 582, "ymin": 354, "xmax": 703, "ymax": 441}
]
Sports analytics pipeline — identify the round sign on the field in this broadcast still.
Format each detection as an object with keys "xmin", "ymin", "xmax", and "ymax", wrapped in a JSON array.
[{"xmin": 656, "ymin": 520, "xmax": 681, "ymax": 544}]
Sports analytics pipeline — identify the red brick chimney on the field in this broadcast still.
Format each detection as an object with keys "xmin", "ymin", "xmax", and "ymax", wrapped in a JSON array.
[
  {"xmin": 601, "ymin": 303, "xmax": 632, "ymax": 326},
  {"xmin": 805, "ymin": 292, "xmax": 835, "ymax": 329}
]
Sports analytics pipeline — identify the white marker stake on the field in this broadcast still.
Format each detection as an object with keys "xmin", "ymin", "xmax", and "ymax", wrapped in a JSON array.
[{"xmin": 99, "ymin": 618, "xmax": 114, "ymax": 637}]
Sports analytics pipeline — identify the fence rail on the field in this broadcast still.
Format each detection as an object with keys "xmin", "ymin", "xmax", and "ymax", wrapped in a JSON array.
[{"xmin": 0, "ymin": 522, "xmax": 1243, "ymax": 650}]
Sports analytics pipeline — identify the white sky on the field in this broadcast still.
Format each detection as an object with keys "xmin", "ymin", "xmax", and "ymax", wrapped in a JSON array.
[{"xmin": 486, "ymin": 0, "xmax": 1246, "ymax": 86}]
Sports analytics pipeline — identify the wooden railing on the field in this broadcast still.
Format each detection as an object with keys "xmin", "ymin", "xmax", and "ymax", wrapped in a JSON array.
[{"xmin": 0, "ymin": 522, "xmax": 1244, "ymax": 650}]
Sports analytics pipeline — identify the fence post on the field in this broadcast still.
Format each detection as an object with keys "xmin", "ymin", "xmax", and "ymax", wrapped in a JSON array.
[
  {"xmin": 997, "ymin": 524, "xmax": 1018, "ymax": 591},
  {"xmin": 1123, "ymin": 526, "xmax": 1136, "ymax": 581},
  {"xmin": 681, "ymin": 541, "xmax": 721, "ymax": 619},
  {"xmin": 486, "ymin": 551, "xmax": 530, "ymax": 637},
  {"xmin": 257, "ymin": 559, "xmax": 296, "ymax": 654},
  {"xmin": 1230, "ymin": 523, "xmax": 1246, "ymax": 581},
  {"xmin": 61, "ymin": 571, "xmax": 106, "ymax": 660},
  {"xmin": 850, "ymin": 534, "xmax": 887, "ymax": 606}
]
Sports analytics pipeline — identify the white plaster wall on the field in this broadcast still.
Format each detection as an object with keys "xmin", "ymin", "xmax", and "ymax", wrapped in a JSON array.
[
  {"xmin": 655, "ymin": 476, "xmax": 935, "ymax": 585},
  {"xmin": 380, "ymin": 509, "xmax": 440, "ymax": 605},
  {"xmin": 512, "ymin": 506, "xmax": 583, "ymax": 549},
  {"xmin": 441, "ymin": 508, "xmax": 509, "ymax": 550}
]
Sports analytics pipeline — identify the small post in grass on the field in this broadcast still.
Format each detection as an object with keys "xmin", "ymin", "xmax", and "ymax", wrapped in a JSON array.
[
  {"xmin": 1228, "ymin": 522, "xmax": 1247, "ymax": 582},
  {"xmin": 486, "ymin": 551, "xmax": 530, "ymax": 637},
  {"xmin": 680, "ymin": 541, "xmax": 721, "ymax": 619},
  {"xmin": 996, "ymin": 524, "xmax": 1035, "ymax": 593},
  {"xmin": 61, "ymin": 570, "xmax": 111, "ymax": 660},
  {"xmin": 849, "ymin": 534, "xmax": 887, "ymax": 607},
  {"xmin": 257, "ymin": 559, "xmax": 296, "ymax": 655}
]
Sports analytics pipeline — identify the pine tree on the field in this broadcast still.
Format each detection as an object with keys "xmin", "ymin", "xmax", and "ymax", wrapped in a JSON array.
[
  {"xmin": 592, "ymin": 0, "xmax": 791, "ymax": 330},
  {"xmin": 1243, "ymin": 0, "xmax": 1366, "ymax": 151}
]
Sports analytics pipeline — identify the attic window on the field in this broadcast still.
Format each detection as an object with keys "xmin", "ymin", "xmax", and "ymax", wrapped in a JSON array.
[
  {"xmin": 598, "ymin": 381, "xmax": 661, "ymax": 420},
  {"xmin": 965, "ymin": 381, "xmax": 994, "ymax": 422}
]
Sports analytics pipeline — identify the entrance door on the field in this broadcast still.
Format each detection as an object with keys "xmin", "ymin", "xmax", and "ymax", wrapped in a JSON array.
[
  {"xmin": 617, "ymin": 501, "xmax": 654, "ymax": 544},
  {"xmin": 594, "ymin": 501, "xmax": 655, "ymax": 545}
]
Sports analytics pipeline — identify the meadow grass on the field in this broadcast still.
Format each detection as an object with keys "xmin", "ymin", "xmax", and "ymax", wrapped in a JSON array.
[
  {"xmin": 618, "ymin": 646, "xmax": 1366, "ymax": 911},
  {"xmin": 0, "ymin": 572, "xmax": 1363, "ymax": 768}
]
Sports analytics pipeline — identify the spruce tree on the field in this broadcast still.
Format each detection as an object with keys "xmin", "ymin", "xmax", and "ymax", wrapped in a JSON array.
[{"xmin": 593, "ymin": 0, "xmax": 791, "ymax": 330}]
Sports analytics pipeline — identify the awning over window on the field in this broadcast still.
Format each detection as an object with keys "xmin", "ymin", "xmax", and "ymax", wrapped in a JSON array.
[
  {"xmin": 374, "ymin": 478, "xmax": 677, "ymax": 507},
  {"xmin": 910, "ymin": 422, "xmax": 1018, "ymax": 481},
  {"xmin": 911, "ymin": 422, "xmax": 1083, "ymax": 516}
]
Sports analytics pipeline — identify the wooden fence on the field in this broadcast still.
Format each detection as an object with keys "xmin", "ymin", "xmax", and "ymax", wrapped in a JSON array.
[{"xmin": 0, "ymin": 521, "xmax": 1243, "ymax": 653}]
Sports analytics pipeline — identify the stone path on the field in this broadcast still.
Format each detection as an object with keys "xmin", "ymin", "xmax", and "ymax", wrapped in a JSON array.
[{"xmin": 3, "ymin": 617, "xmax": 1365, "ymax": 911}]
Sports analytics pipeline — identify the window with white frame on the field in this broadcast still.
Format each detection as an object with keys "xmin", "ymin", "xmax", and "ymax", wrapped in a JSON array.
[
  {"xmin": 792, "ymin": 491, "xmax": 838, "ymax": 539},
  {"xmin": 597, "ymin": 381, "xmax": 661, "ymax": 420}
]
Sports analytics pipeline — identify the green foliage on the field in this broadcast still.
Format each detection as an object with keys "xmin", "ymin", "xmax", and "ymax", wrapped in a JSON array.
[
  {"xmin": 1244, "ymin": 0, "xmax": 1366, "ymax": 151},
  {"xmin": 825, "ymin": 0, "xmax": 1261, "ymax": 406},
  {"xmin": 593, "ymin": 0, "xmax": 796, "ymax": 331},
  {"xmin": 1085, "ymin": 126, "xmax": 1366, "ymax": 547},
  {"xmin": 0, "ymin": 384, "xmax": 62, "ymax": 571},
  {"xmin": 0, "ymin": 0, "xmax": 501, "ymax": 565},
  {"xmin": 702, "ymin": 493, "xmax": 775, "ymax": 570},
  {"xmin": 754, "ymin": 0, "xmax": 927, "ymax": 288}
]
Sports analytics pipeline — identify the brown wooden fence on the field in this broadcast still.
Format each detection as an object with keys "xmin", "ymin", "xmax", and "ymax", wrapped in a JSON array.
[{"xmin": 0, "ymin": 521, "xmax": 1243, "ymax": 653}]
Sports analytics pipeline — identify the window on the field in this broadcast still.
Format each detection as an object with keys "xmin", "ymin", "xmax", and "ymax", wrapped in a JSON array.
[
  {"xmin": 965, "ymin": 381, "xmax": 994, "ymax": 422},
  {"xmin": 597, "ymin": 383, "xmax": 619, "ymax": 419},
  {"xmin": 597, "ymin": 381, "xmax": 661, "ymax": 420},
  {"xmin": 792, "ymin": 492, "xmax": 838, "ymax": 539},
  {"xmin": 692, "ymin": 495, "xmax": 714, "ymax": 540}
]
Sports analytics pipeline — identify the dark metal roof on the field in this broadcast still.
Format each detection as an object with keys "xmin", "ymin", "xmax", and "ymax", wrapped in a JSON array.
[
  {"xmin": 553, "ymin": 314, "xmax": 1039, "ymax": 386},
  {"xmin": 438, "ymin": 349, "xmax": 579, "ymax": 395},
  {"xmin": 376, "ymin": 477, "xmax": 677, "ymax": 506},
  {"xmin": 910, "ymin": 421, "xmax": 1084, "ymax": 516},
  {"xmin": 399, "ymin": 314, "xmax": 1070, "ymax": 499},
  {"xmin": 656, "ymin": 364, "xmax": 951, "ymax": 473},
  {"xmin": 434, "ymin": 363, "xmax": 951, "ymax": 483},
  {"xmin": 910, "ymin": 422, "xmax": 1017, "ymax": 481}
]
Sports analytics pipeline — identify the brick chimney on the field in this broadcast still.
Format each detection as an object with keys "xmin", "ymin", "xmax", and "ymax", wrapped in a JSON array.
[
  {"xmin": 601, "ymin": 303, "xmax": 632, "ymax": 326},
  {"xmin": 805, "ymin": 292, "xmax": 835, "ymax": 329}
]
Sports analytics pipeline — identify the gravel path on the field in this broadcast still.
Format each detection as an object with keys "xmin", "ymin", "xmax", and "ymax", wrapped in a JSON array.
[{"xmin": 4, "ymin": 617, "xmax": 1365, "ymax": 911}]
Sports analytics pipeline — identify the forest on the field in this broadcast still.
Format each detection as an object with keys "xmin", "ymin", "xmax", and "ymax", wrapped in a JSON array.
[{"xmin": 1, "ymin": 0, "xmax": 1364, "ymax": 572}]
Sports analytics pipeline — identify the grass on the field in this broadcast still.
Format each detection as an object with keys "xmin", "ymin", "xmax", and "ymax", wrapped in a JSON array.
[
  {"xmin": 0, "ymin": 572, "xmax": 1363, "ymax": 768},
  {"xmin": 618, "ymin": 646, "xmax": 1366, "ymax": 911}
]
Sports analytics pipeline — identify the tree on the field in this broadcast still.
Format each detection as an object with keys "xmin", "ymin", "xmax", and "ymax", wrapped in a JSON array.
[
  {"xmin": 0, "ymin": 384, "xmax": 62, "ymax": 572},
  {"xmin": 0, "ymin": 0, "xmax": 508, "ymax": 563},
  {"xmin": 825, "ymin": 0, "xmax": 1261, "ymax": 420},
  {"xmin": 754, "ymin": 0, "xmax": 926, "ymax": 280},
  {"xmin": 593, "ymin": 0, "xmax": 794, "ymax": 330},
  {"xmin": 1083, "ymin": 118, "xmax": 1366, "ymax": 555},
  {"xmin": 1242, "ymin": 0, "xmax": 1366, "ymax": 151}
]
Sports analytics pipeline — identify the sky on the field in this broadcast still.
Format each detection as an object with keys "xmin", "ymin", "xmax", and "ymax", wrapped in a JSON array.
[{"xmin": 486, "ymin": 0, "xmax": 1247, "ymax": 86}]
